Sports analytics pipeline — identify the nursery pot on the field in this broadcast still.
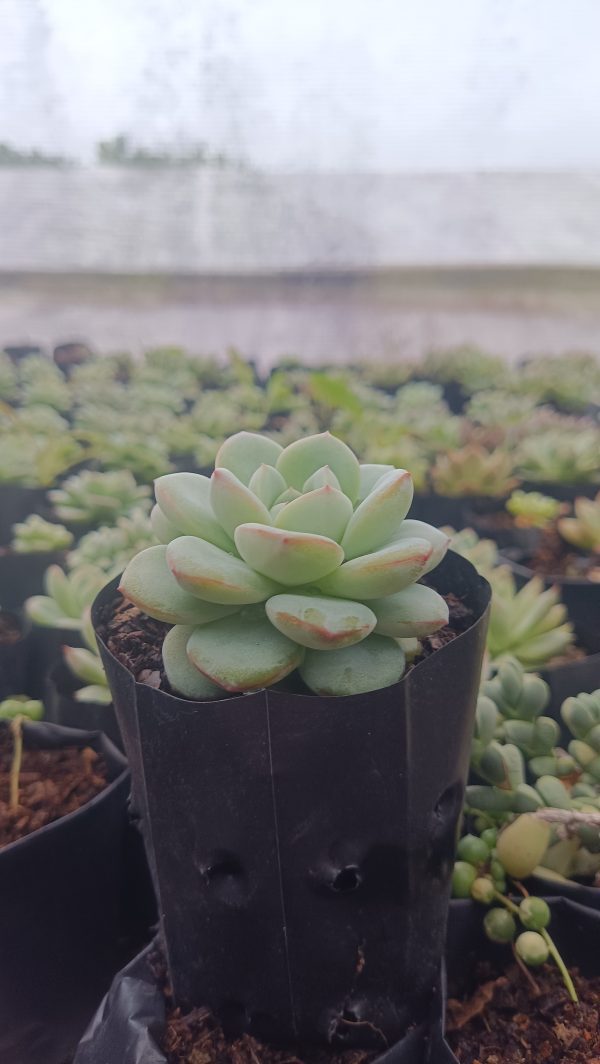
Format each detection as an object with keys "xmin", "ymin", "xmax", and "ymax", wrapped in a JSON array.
[
  {"xmin": 540, "ymin": 651, "xmax": 600, "ymax": 723},
  {"xmin": 0, "ymin": 485, "xmax": 49, "ymax": 546},
  {"xmin": 92, "ymin": 551, "xmax": 490, "ymax": 1050},
  {"xmin": 410, "ymin": 494, "xmax": 507, "ymax": 532},
  {"xmin": 0, "ymin": 548, "xmax": 65, "ymax": 610},
  {"xmin": 0, "ymin": 720, "xmax": 129, "ymax": 1064},
  {"xmin": 503, "ymin": 554, "xmax": 600, "ymax": 654},
  {"xmin": 0, "ymin": 609, "xmax": 31, "ymax": 700},
  {"xmin": 45, "ymin": 660, "xmax": 124, "ymax": 751}
]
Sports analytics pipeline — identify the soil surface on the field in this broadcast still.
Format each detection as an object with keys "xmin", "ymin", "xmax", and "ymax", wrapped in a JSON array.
[
  {"xmin": 0, "ymin": 612, "xmax": 22, "ymax": 645},
  {"xmin": 526, "ymin": 527, "xmax": 600, "ymax": 582},
  {"xmin": 447, "ymin": 961, "xmax": 600, "ymax": 1064},
  {"xmin": 0, "ymin": 731, "xmax": 108, "ymax": 846},
  {"xmin": 100, "ymin": 590, "xmax": 473, "ymax": 695}
]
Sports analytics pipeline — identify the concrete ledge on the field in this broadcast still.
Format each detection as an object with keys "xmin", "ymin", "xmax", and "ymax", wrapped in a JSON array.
[{"xmin": 3, "ymin": 171, "xmax": 600, "ymax": 273}]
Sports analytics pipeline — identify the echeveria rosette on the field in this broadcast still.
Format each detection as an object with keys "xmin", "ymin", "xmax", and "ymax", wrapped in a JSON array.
[{"xmin": 119, "ymin": 432, "xmax": 451, "ymax": 698}]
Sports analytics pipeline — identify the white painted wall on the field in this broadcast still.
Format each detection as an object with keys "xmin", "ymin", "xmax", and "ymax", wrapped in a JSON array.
[{"xmin": 2, "ymin": 0, "xmax": 600, "ymax": 171}]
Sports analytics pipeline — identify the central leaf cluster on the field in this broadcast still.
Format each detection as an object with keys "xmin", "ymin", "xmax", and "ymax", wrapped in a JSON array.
[{"xmin": 120, "ymin": 432, "xmax": 450, "ymax": 697}]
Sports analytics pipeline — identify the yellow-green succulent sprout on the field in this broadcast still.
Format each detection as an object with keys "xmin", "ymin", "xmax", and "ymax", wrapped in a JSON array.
[
  {"xmin": 120, "ymin": 431, "xmax": 451, "ymax": 697},
  {"xmin": 558, "ymin": 492, "xmax": 600, "ymax": 554},
  {"xmin": 506, "ymin": 490, "xmax": 562, "ymax": 530}
]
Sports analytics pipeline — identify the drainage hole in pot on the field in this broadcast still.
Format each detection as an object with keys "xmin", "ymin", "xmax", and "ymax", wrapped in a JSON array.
[
  {"xmin": 331, "ymin": 865, "xmax": 362, "ymax": 892},
  {"xmin": 197, "ymin": 851, "xmax": 248, "ymax": 905},
  {"xmin": 432, "ymin": 781, "xmax": 463, "ymax": 834}
]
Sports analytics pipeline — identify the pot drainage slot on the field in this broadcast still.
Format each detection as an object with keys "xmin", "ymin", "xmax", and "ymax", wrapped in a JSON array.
[{"xmin": 331, "ymin": 865, "xmax": 362, "ymax": 892}]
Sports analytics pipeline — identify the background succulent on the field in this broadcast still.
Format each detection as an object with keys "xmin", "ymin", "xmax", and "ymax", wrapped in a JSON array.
[
  {"xmin": 26, "ymin": 564, "xmax": 106, "ymax": 629},
  {"xmin": 442, "ymin": 526, "xmax": 499, "ymax": 581},
  {"xmin": 67, "ymin": 509, "xmax": 157, "ymax": 578},
  {"xmin": 11, "ymin": 514, "xmax": 74, "ymax": 553},
  {"xmin": 558, "ymin": 492, "xmax": 600, "ymax": 554},
  {"xmin": 431, "ymin": 445, "xmax": 519, "ymax": 498},
  {"xmin": 422, "ymin": 346, "xmax": 506, "ymax": 392},
  {"xmin": 63, "ymin": 610, "xmax": 112, "ymax": 704},
  {"xmin": 506, "ymin": 489, "xmax": 563, "ymax": 529},
  {"xmin": 486, "ymin": 569, "xmax": 574, "ymax": 669},
  {"xmin": 49, "ymin": 469, "xmax": 151, "ymax": 526},
  {"xmin": 516, "ymin": 426, "xmax": 600, "ymax": 485},
  {"xmin": 120, "ymin": 431, "xmax": 452, "ymax": 698},
  {"xmin": 0, "ymin": 432, "xmax": 84, "ymax": 487}
]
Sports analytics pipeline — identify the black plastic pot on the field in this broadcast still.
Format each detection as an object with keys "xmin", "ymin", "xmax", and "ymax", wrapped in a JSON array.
[
  {"xmin": 520, "ymin": 480, "xmax": 600, "ymax": 502},
  {"xmin": 0, "ymin": 549, "xmax": 65, "ymax": 610},
  {"xmin": 45, "ymin": 660, "xmax": 123, "ymax": 750},
  {"xmin": 540, "ymin": 652, "xmax": 600, "ymax": 722},
  {"xmin": 92, "ymin": 551, "xmax": 490, "ymax": 1049},
  {"xmin": 74, "ymin": 943, "xmax": 447, "ymax": 1064},
  {"xmin": 528, "ymin": 873, "xmax": 600, "ymax": 910},
  {"xmin": 411, "ymin": 494, "xmax": 507, "ymax": 532},
  {"xmin": 26, "ymin": 624, "xmax": 84, "ymax": 700},
  {"xmin": 0, "ymin": 610, "xmax": 31, "ymax": 699},
  {"xmin": 0, "ymin": 720, "xmax": 130, "ymax": 1064},
  {"xmin": 0, "ymin": 485, "xmax": 49, "ymax": 546},
  {"xmin": 503, "ymin": 554, "xmax": 600, "ymax": 654},
  {"xmin": 3, "ymin": 344, "xmax": 44, "ymax": 364},
  {"xmin": 441, "ymin": 897, "xmax": 600, "ymax": 1062}
]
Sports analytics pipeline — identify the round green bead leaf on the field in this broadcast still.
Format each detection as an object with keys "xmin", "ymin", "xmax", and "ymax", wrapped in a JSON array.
[
  {"xmin": 266, "ymin": 593, "xmax": 376, "ymax": 650},
  {"xmin": 341, "ymin": 469, "xmax": 413, "ymax": 560},
  {"xmin": 210, "ymin": 467, "xmax": 271, "ymax": 538},
  {"xmin": 274, "ymin": 485, "xmax": 353, "ymax": 542},
  {"xmin": 496, "ymin": 815, "xmax": 551, "ymax": 879},
  {"xmin": 162, "ymin": 625, "xmax": 224, "ymax": 700},
  {"xmin": 215, "ymin": 432, "xmax": 283, "ymax": 485},
  {"xmin": 167, "ymin": 536, "xmax": 280, "ymax": 605},
  {"xmin": 234, "ymin": 523, "xmax": 344, "ymax": 587},
  {"xmin": 187, "ymin": 609, "xmax": 304, "ymax": 692},
  {"xmin": 317, "ymin": 537, "xmax": 432, "ymax": 600},
  {"xmin": 120, "ymin": 545, "xmax": 241, "ymax": 624},
  {"xmin": 154, "ymin": 473, "xmax": 234, "ymax": 551},
  {"xmin": 299, "ymin": 633, "xmax": 405, "ymax": 696},
  {"xmin": 370, "ymin": 583, "xmax": 449, "ymax": 638},
  {"xmin": 276, "ymin": 432, "xmax": 360, "ymax": 501}
]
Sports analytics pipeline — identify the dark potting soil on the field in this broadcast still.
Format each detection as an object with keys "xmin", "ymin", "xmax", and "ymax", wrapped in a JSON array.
[
  {"xmin": 526, "ymin": 527, "xmax": 600, "ymax": 582},
  {"xmin": 99, "ymin": 591, "xmax": 474, "ymax": 693},
  {"xmin": 148, "ymin": 951, "xmax": 379, "ymax": 1064},
  {"xmin": 0, "ymin": 732, "xmax": 108, "ymax": 846},
  {"xmin": 0, "ymin": 612, "xmax": 22, "ymax": 644},
  {"xmin": 446, "ymin": 962, "xmax": 600, "ymax": 1064}
]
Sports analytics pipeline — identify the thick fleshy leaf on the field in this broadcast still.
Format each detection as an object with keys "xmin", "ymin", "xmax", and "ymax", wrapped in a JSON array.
[
  {"xmin": 167, "ymin": 536, "xmax": 280, "ymax": 605},
  {"xmin": 302, "ymin": 465, "xmax": 342, "ymax": 493},
  {"xmin": 299, "ymin": 634, "xmax": 405, "ymax": 696},
  {"xmin": 210, "ymin": 468, "xmax": 271, "ymax": 538},
  {"xmin": 155, "ymin": 473, "xmax": 234, "ymax": 551},
  {"xmin": 215, "ymin": 432, "xmax": 283, "ymax": 485},
  {"xmin": 120, "ymin": 545, "xmax": 240, "ymax": 623},
  {"xmin": 276, "ymin": 432, "xmax": 360, "ymax": 501},
  {"xmin": 275, "ymin": 487, "xmax": 302, "ymax": 504},
  {"xmin": 248, "ymin": 464, "xmax": 287, "ymax": 507},
  {"xmin": 389, "ymin": 519, "xmax": 450, "ymax": 575},
  {"xmin": 162, "ymin": 625, "xmax": 223, "ymax": 700},
  {"xmin": 25, "ymin": 596, "xmax": 81, "ymax": 630},
  {"xmin": 341, "ymin": 469, "xmax": 413, "ymax": 560},
  {"xmin": 235, "ymin": 523, "xmax": 344, "ymax": 586},
  {"xmin": 187, "ymin": 608, "xmax": 304, "ymax": 691},
  {"xmin": 318, "ymin": 537, "xmax": 432, "ymax": 599},
  {"xmin": 370, "ymin": 584, "xmax": 449, "ymax": 638},
  {"xmin": 150, "ymin": 503, "xmax": 181, "ymax": 544},
  {"xmin": 274, "ymin": 485, "xmax": 352, "ymax": 541},
  {"xmin": 63, "ymin": 646, "xmax": 107, "ymax": 686},
  {"xmin": 357, "ymin": 464, "xmax": 395, "ymax": 504},
  {"xmin": 266, "ymin": 593, "xmax": 376, "ymax": 650}
]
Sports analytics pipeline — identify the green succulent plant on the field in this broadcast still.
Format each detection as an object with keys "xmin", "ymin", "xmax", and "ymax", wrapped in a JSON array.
[
  {"xmin": 91, "ymin": 432, "xmax": 173, "ymax": 481},
  {"xmin": 421, "ymin": 346, "xmax": 505, "ymax": 392},
  {"xmin": 0, "ymin": 696, "xmax": 44, "ymax": 721},
  {"xmin": 562, "ymin": 690, "xmax": 600, "ymax": 785},
  {"xmin": 11, "ymin": 514, "xmax": 74, "ymax": 553},
  {"xmin": 486, "ymin": 569, "xmax": 574, "ymax": 670},
  {"xmin": 26, "ymin": 564, "xmax": 106, "ymax": 630},
  {"xmin": 49, "ymin": 469, "xmax": 151, "ymax": 525},
  {"xmin": 466, "ymin": 390, "xmax": 540, "ymax": 429},
  {"xmin": 431, "ymin": 445, "xmax": 518, "ymax": 498},
  {"xmin": 3, "ymin": 404, "xmax": 70, "ymax": 435},
  {"xmin": 0, "ymin": 432, "xmax": 84, "ymax": 487},
  {"xmin": 442, "ymin": 527, "xmax": 499, "ymax": 581},
  {"xmin": 517, "ymin": 427, "xmax": 600, "ymax": 485},
  {"xmin": 519, "ymin": 354, "xmax": 600, "ymax": 412},
  {"xmin": 63, "ymin": 611, "xmax": 111, "ymax": 704},
  {"xmin": 120, "ymin": 431, "xmax": 452, "ymax": 698},
  {"xmin": 67, "ymin": 509, "xmax": 157, "ymax": 578},
  {"xmin": 506, "ymin": 490, "xmax": 563, "ymax": 529},
  {"xmin": 0, "ymin": 353, "xmax": 18, "ymax": 401},
  {"xmin": 558, "ymin": 492, "xmax": 600, "ymax": 554}
]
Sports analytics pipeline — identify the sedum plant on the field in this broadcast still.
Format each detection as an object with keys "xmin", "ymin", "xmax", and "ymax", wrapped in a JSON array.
[
  {"xmin": 67, "ymin": 509, "xmax": 156, "ymax": 578},
  {"xmin": 0, "ymin": 432, "xmax": 84, "ymax": 487},
  {"xmin": 11, "ymin": 514, "xmax": 74, "ymax": 553},
  {"xmin": 506, "ymin": 489, "xmax": 562, "ymax": 529},
  {"xmin": 486, "ymin": 569, "xmax": 574, "ymax": 669},
  {"xmin": 562, "ymin": 689, "xmax": 600, "ymax": 786},
  {"xmin": 558, "ymin": 492, "xmax": 600, "ymax": 554},
  {"xmin": 516, "ymin": 427, "xmax": 600, "ymax": 485},
  {"xmin": 431, "ymin": 445, "xmax": 518, "ymax": 498},
  {"xmin": 49, "ymin": 469, "xmax": 151, "ymax": 525},
  {"xmin": 120, "ymin": 431, "xmax": 452, "ymax": 698},
  {"xmin": 26, "ymin": 564, "xmax": 106, "ymax": 629}
]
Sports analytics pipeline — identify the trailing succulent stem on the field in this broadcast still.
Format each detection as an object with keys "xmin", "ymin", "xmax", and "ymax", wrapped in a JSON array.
[{"xmin": 120, "ymin": 431, "xmax": 452, "ymax": 697}]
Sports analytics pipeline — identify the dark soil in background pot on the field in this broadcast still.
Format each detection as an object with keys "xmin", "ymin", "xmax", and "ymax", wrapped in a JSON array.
[
  {"xmin": 0, "ymin": 727, "xmax": 108, "ymax": 846},
  {"xmin": 446, "ymin": 962, "xmax": 600, "ymax": 1064},
  {"xmin": 519, "ymin": 526, "xmax": 600, "ymax": 581}
]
